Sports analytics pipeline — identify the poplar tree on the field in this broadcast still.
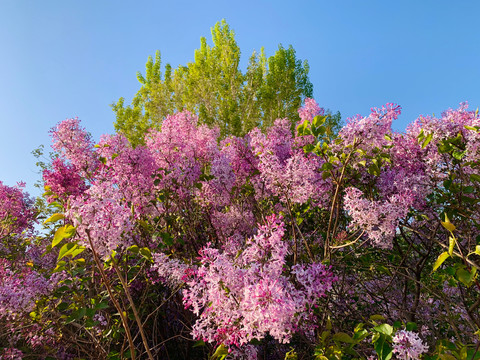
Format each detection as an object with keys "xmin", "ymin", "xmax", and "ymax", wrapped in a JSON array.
[{"xmin": 112, "ymin": 20, "xmax": 338, "ymax": 146}]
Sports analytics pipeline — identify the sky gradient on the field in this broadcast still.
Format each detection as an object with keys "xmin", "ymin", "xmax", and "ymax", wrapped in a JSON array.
[{"xmin": 1, "ymin": 0, "xmax": 479, "ymax": 195}]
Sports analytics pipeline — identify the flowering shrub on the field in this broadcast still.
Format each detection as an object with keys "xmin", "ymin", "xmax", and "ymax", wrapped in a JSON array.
[{"xmin": 0, "ymin": 99, "xmax": 479, "ymax": 359}]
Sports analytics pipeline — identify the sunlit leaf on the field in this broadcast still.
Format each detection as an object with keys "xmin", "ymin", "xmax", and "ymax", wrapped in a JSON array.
[
  {"xmin": 433, "ymin": 252, "xmax": 450, "ymax": 272},
  {"xmin": 52, "ymin": 225, "xmax": 76, "ymax": 247},
  {"xmin": 44, "ymin": 213, "xmax": 64, "ymax": 225}
]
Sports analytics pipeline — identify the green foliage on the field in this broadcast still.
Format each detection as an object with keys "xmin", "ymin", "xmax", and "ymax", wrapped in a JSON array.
[{"xmin": 112, "ymin": 20, "xmax": 326, "ymax": 145}]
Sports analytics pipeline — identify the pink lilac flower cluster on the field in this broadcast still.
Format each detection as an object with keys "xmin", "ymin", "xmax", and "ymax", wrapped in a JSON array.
[
  {"xmin": 145, "ymin": 111, "xmax": 219, "ymax": 200},
  {"xmin": 43, "ymin": 158, "xmax": 88, "ymax": 203},
  {"xmin": 66, "ymin": 181, "xmax": 135, "ymax": 259},
  {"xmin": 95, "ymin": 134, "xmax": 156, "ymax": 215},
  {"xmin": 339, "ymin": 103, "xmax": 401, "ymax": 150},
  {"xmin": 392, "ymin": 330, "xmax": 428, "ymax": 360},
  {"xmin": 405, "ymin": 102, "xmax": 480, "ymax": 180},
  {"xmin": 298, "ymin": 97, "xmax": 324, "ymax": 121},
  {"xmin": 50, "ymin": 117, "xmax": 98, "ymax": 176},
  {"xmin": 0, "ymin": 181, "xmax": 35, "ymax": 239},
  {"xmin": 343, "ymin": 187, "xmax": 413, "ymax": 248},
  {"xmin": 151, "ymin": 253, "xmax": 189, "ymax": 288},
  {"xmin": 0, "ymin": 259, "xmax": 52, "ymax": 320},
  {"xmin": 250, "ymin": 117, "xmax": 330, "ymax": 205},
  {"xmin": 181, "ymin": 215, "xmax": 336, "ymax": 348},
  {"xmin": 0, "ymin": 347, "xmax": 23, "ymax": 360}
]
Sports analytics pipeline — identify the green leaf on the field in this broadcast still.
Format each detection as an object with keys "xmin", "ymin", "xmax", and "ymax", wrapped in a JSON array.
[
  {"xmin": 44, "ymin": 213, "xmax": 65, "ymax": 225},
  {"xmin": 441, "ymin": 214, "xmax": 456, "ymax": 232},
  {"xmin": 58, "ymin": 243, "xmax": 85, "ymax": 260},
  {"xmin": 65, "ymin": 307, "xmax": 86, "ymax": 324},
  {"xmin": 313, "ymin": 125, "xmax": 326, "ymax": 137},
  {"xmin": 470, "ymin": 174, "xmax": 480, "ymax": 182},
  {"xmin": 312, "ymin": 115, "xmax": 326, "ymax": 128},
  {"xmin": 332, "ymin": 332, "xmax": 354, "ymax": 343},
  {"xmin": 52, "ymin": 225, "xmax": 76, "ymax": 247},
  {"xmin": 448, "ymin": 236, "xmax": 455, "ymax": 256},
  {"xmin": 211, "ymin": 344, "xmax": 228, "ymax": 360},
  {"xmin": 464, "ymin": 125, "xmax": 479, "ymax": 132},
  {"xmin": 452, "ymin": 150, "xmax": 466, "ymax": 160},
  {"xmin": 373, "ymin": 324, "xmax": 393, "ymax": 336},
  {"xmin": 422, "ymin": 132, "xmax": 433, "ymax": 149},
  {"xmin": 374, "ymin": 334, "xmax": 393, "ymax": 360},
  {"xmin": 433, "ymin": 252, "xmax": 450, "ymax": 272},
  {"xmin": 58, "ymin": 243, "xmax": 76, "ymax": 260},
  {"xmin": 160, "ymin": 232, "xmax": 174, "ymax": 246},
  {"xmin": 456, "ymin": 267, "xmax": 476, "ymax": 286},
  {"xmin": 417, "ymin": 129, "xmax": 425, "ymax": 142},
  {"xmin": 475, "ymin": 245, "xmax": 480, "ymax": 255},
  {"xmin": 57, "ymin": 302, "xmax": 69, "ymax": 311},
  {"xmin": 406, "ymin": 322, "xmax": 417, "ymax": 331},
  {"xmin": 439, "ymin": 355, "xmax": 458, "ymax": 360},
  {"xmin": 369, "ymin": 314, "xmax": 385, "ymax": 322},
  {"xmin": 128, "ymin": 245, "xmax": 140, "ymax": 254},
  {"xmin": 321, "ymin": 162, "xmax": 333, "ymax": 171},
  {"xmin": 303, "ymin": 144, "xmax": 315, "ymax": 153},
  {"xmin": 368, "ymin": 163, "xmax": 381, "ymax": 176},
  {"xmin": 53, "ymin": 261, "xmax": 66, "ymax": 273},
  {"xmin": 94, "ymin": 302, "xmax": 110, "ymax": 310},
  {"xmin": 140, "ymin": 247, "xmax": 152, "ymax": 261},
  {"xmin": 296, "ymin": 120, "xmax": 310, "ymax": 136}
]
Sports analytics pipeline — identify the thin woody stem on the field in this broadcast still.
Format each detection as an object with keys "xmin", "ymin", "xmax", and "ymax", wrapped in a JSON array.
[
  {"xmin": 112, "ymin": 259, "xmax": 155, "ymax": 360},
  {"xmin": 85, "ymin": 229, "xmax": 137, "ymax": 360}
]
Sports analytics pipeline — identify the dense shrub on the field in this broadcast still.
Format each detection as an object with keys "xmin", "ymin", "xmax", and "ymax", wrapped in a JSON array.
[{"xmin": 1, "ymin": 100, "xmax": 479, "ymax": 359}]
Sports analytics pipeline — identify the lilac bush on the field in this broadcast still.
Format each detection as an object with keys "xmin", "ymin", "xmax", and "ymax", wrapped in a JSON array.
[{"xmin": 0, "ymin": 99, "xmax": 479, "ymax": 359}]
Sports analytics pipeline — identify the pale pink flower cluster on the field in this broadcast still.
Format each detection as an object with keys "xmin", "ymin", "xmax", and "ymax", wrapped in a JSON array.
[
  {"xmin": 146, "ymin": 111, "xmax": 219, "ymax": 200},
  {"xmin": 392, "ymin": 330, "xmax": 428, "ymax": 360},
  {"xmin": 43, "ymin": 158, "xmax": 88, "ymax": 203},
  {"xmin": 67, "ymin": 181, "xmax": 134, "ymax": 259},
  {"xmin": 343, "ymin": 187, "xmax": 413, "ymax": 248},
  {"xmin": 0, "ymin": 259, "xmax": 52, "ymax": 320},
  {"xmin": 96, "ymin": 134, "xmax": 156, "ymax": 215},
  {"xmin": 50, "ymin": 117, "xmax": 97, "ymax": 176},
  {"xmin": 250, "ymin": 119, "xmax": 329, "ymax": 205},
  {"xmin": 0, "ymin": 181, "xmax": 35, "ymax": 239},
  {"xmin": 182, "ymin": 215, "xmax": 336, "ymax": 348},
  {"xmin": 0, "ymin": 347, "xmax": 23, "ymax": 360},
  {"xmin": 405, "ymin": 102, "xmax": 480, "ymax": 180},
  {"xmin": 298, "ymin": 97, "xmax": 324, "ymax": 121},
  {"xmin": 228, "ymin": 344, "xmax": 258, "ymax": 359},
  {"xmin": 339, "ymin": 103, "xmax": 400, "ymax": 150},
  {"xmin": 151, "ymin": 253, "xmax": 189, "ymax": 288}
]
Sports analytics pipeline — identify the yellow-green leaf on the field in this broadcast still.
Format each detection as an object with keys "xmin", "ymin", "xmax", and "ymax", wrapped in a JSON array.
[
  {"xmin": 332, "ymin": 332, "xmax": 354, "ymax": 343},
  {"xmin": 441, "ymin": 214, "xmax": 456, "ymax": 232},
  {"xmin": 52, "ymin": 225, "xmax": 76, "ymax": 247},
  {"xmin": 53, "ymin": 261, "xmax": 66, "ymax": 273},
  {"xmin": 433, "ymin": 252, "xmax": 450, "ymax": 272},
  {"xmin": 211, "ymin": 344, "xmax": 228, "ymax": 360},
  {"xmin": 44, "ymin": 213, "xmax": 65, "ymax": 225},
  {"xmin": 456, "ymin": 267, "xmax": 476, "ymax": 286},
  {"xmin": 58, "ymin": 242, "xmax": 85, "ymax": 260},
  {"xmin": 439, "ymin": 354, "xmax": 457, "ymax": 360},
  {"xmin": 448, "ymin": 236, "xmax": 455, "ymax": 256},
  {"xmin": 370, "ymin": 314, "xmax": 385, "ymax": 322},
  {"xmin": 422, "ymin": 132, "xmax": 433, "ymax": 149}
]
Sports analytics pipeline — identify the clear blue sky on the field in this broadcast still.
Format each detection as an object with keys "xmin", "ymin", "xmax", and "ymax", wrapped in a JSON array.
[{"xmin": 1, "ymin": 0, "xmax": 479, "ymax": 195}]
